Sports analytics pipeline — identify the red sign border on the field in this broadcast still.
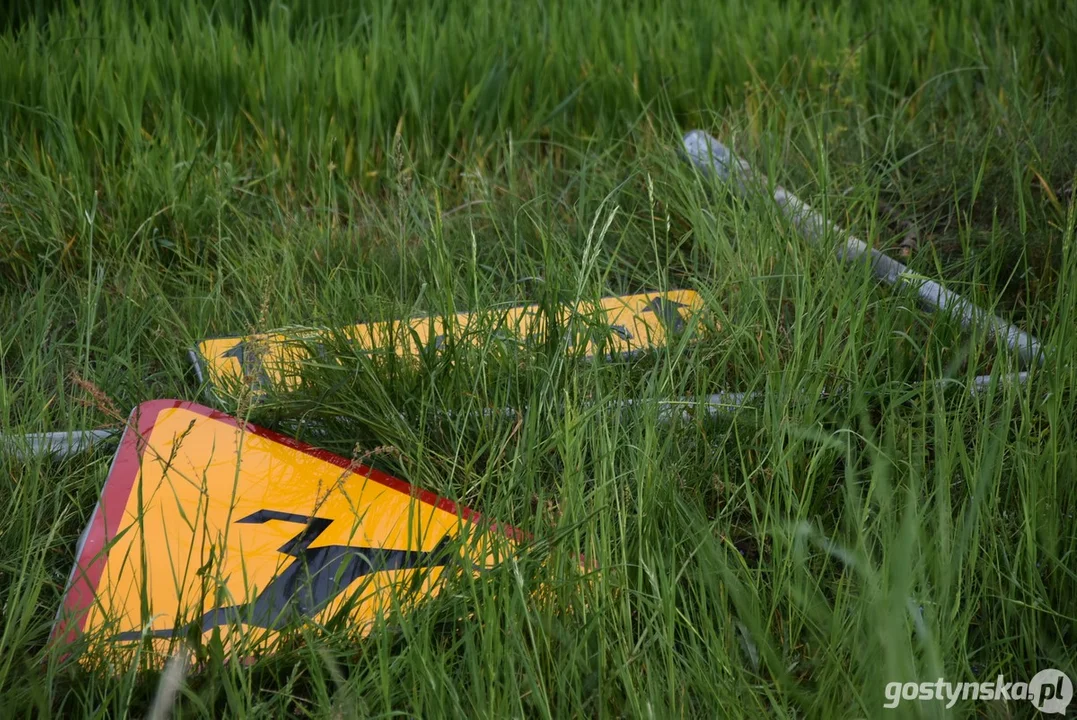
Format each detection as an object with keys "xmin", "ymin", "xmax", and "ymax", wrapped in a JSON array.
[{"xmin": 51, "ymin": 399, "xmax": 524, "ymax": 648}]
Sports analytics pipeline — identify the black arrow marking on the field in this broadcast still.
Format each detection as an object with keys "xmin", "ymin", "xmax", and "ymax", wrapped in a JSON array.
[
  {"xmin": 113, "ymin": 510, "xmax": 456, "ymax": 641},
  {"xmin": 221, "ymin": 341, "xmax": 273, "ymax": 390},
  {"xmin": 641, "ymin": 297, "xmax": 689, "ymax": 334}
]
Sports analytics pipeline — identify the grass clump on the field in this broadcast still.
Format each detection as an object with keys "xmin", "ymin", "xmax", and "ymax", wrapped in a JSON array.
[{"xmin": 1, "ymin": 0, "xmax": 1076, "ymax": 716}]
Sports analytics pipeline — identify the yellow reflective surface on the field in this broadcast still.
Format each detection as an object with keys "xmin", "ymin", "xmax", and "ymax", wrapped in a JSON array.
[
  {"xmin": 78, "ymin": 406, "xmax": 513, "ymax": 665},
  {"xmin": 196, "ymin": 290, "xmax": 708, "ymax": 401}
]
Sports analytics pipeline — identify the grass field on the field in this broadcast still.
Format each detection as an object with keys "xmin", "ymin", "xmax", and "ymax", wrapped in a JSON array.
[{"xmin": 2, "ymin": 0, "xmax": 1076, "ymax": 716}]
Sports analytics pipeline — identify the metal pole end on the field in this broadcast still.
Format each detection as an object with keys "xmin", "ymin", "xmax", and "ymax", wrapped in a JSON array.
[{"xmin": 682, "ymin": 130, "xmax": 734, "ymax": 182}]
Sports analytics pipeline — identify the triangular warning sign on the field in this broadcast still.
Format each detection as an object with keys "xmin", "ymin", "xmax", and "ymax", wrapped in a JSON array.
[{"xmin": 53, "ymin": 401, "xmax": 519, "ymax": 665}]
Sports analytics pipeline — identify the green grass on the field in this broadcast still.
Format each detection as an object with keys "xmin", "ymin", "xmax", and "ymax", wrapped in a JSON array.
[{"xmin": 2, "ymin": 0, "xmax": 1076, "ymax": 716}]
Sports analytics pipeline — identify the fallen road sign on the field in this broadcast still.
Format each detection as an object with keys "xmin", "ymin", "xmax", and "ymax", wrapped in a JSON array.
[
  {"xmin": 53, "ymin": 400, "xmax": 521, "ymax": 667},
  {"xmin": 189, "ymin": 290, "xmax": 706, "ymax": 404}
]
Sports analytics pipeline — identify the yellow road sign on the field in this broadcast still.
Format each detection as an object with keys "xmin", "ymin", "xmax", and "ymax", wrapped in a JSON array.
[
  {"xmin": 190, "ymin": 290, "xmax": 706, "ymax": 402},
  {"xmin": 53, "ymin": 401, "xmax": 520, "ymax": 666}
]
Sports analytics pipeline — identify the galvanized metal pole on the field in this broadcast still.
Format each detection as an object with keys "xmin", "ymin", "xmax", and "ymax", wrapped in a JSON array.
[
  {"xmin": 0, "ymin": 428, "xmax": 120, "ymax": 462},
  {"xmin": 681, "ymin": 130, "xmax": 1046, "ymax": 367},
  {"xmin": 1, "ymin": 370, "xmax": 1029, "ymax": 461},
  {"xmin": 633, "ymin": 370, "xmax": 1030, "ymax": 423}
]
